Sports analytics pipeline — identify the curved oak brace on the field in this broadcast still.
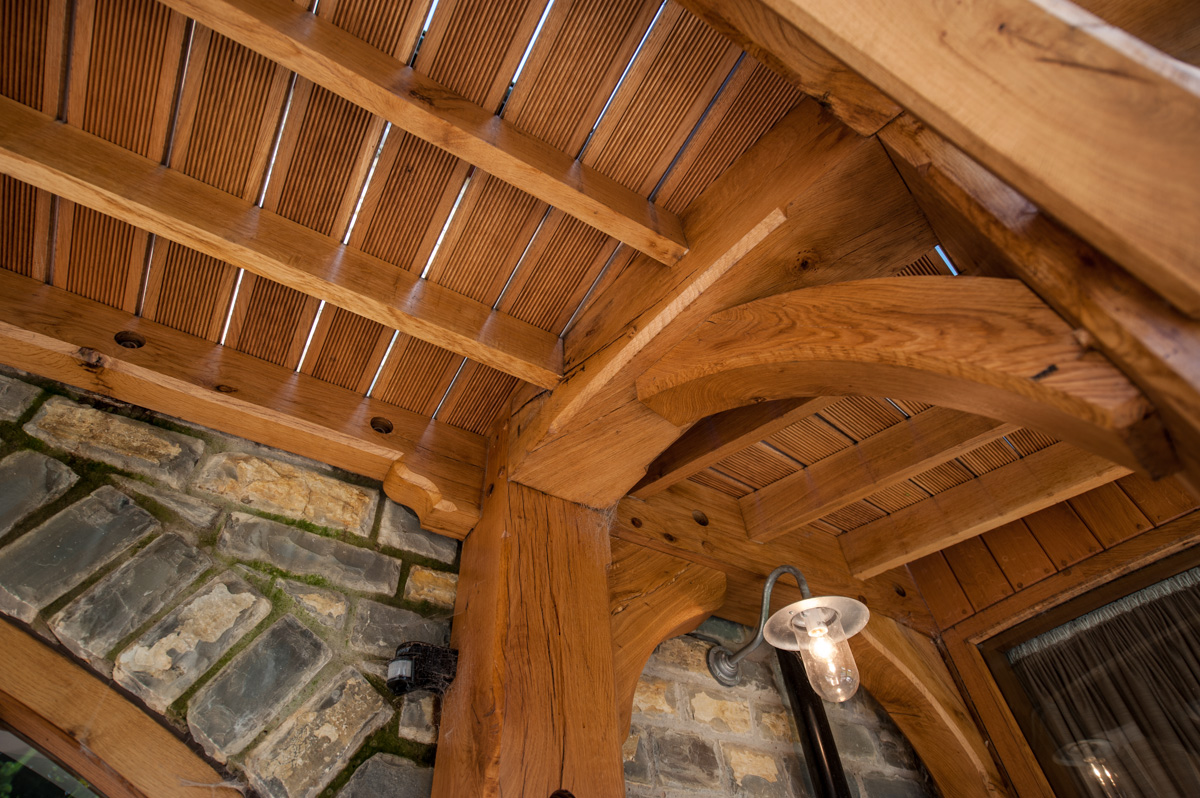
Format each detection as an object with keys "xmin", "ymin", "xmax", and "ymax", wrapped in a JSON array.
[
  {"xmin": 609, "ymin": 538, "xmax": 726, "ymax": 733},
  {"xmin": 383, "ymin": 457, "xmax": 481, "ymax": 540},
  {"xmin": 637, "ymin": 276, "xmax": 1174, "ymax": 477},
  {"xmin": 853, "ymin": 615, "xmax": 1009, "ymax": 797}
]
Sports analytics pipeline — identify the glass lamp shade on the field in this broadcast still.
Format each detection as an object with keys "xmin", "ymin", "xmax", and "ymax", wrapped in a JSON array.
[{"xmin": 763, "ymin": 596, "xmax": 869, "ymax": 703}]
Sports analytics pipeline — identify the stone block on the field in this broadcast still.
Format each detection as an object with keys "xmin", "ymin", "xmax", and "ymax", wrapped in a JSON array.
[
  {"xmin": 188, "ymin": 615, "xmax": 331, "ymax": 762},
  {"xmin": 623, "ymin": 725, "xmax": 652, "ymax": 785},
  {"xmin": 651, "ymin": 635, "xmax": 710, "ymax": 676},
  {"xmin": 0, "ymin": 487, "xmax": 158, "ymax": 622},
  {"xmin": 860, "ymin": 775, "xmax": 933, "ymax": 798},
  {"xmin": 652, "ymin": 729, "xmax": 721, "ymax": 790},
  {"xmin": 397, "ymin": 690, "xmax": 438, "ymax": 744},
  {"xmin": 0, "ymin": 451, "xmax": 77, "ymax": 540},
  {"xmin": 350, "ymin": 599, "xmax": 448, "ymax": 658},
  {"xmin": 113, "ymin": 571, "xmax": 271, "ymax": 712},
  {"xmin": 338, "ymin": 753, "xmax": 433, "ymax": 798},
  {"xmin": 49, "ymin": 534, "xmax": 210, "ymax": 671},
  {"xmin": 244, "ymin": 668, "xmax": 394, "ymax": 798},
  {"xmin": 688, "ymin": 687, "xmax": 752, "ymax": 734},
  {"xmin": 378, "ymin": 502, "xmax": 457, "ymax": 563},
  {"xmin": 753, "ymin": 706, "xmax": 796, "ymax": 744},
  {"xmin": 277, "ymin": 578, "xmax": 349, "ymax": 629},
  {"xmin": 219, "ymin": 513, "xmax": 401, "ymax": 595},
  {"xmin": 632, "ymin": 675, "xmax": 677, "ymax": 718},
  {"xmin": 194, "ymin": 452, "xmax": 377, "ymax": 536},
  {"xmin": 878, "ymin": 727, "xmax": 919, "ymax": 772},
  {"xmin": 831, "ymin": 722, "xmax": 878, "ymax": 763},
  {"xmin": 0, "ymin": 374, "xmax": 40, "ymax": 421},
  {"xmin": 25, "ymin": 397, "xmax": 203, "ymax": 488},
  {"xmin": 722, "ymin": 744, "xmax": 788, "ymax": 797},
  {"xmin": 110, "ymin": 475, "xmax": 221, "ymax": 529},
  {"xmin": 402, "ymin": 566, "xmax": 457, "ymax": 610}
]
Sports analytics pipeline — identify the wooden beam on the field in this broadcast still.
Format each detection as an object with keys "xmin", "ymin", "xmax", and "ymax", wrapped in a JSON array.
[
  {"xmin": 435, "ymin": 420, "xmax": 625, "ymax": 798},
  {"xmin": 613, "ymin": 480, "xmax": 936, "ymax": 635},
  {"xmin": 631, "ymin": 397, "xmax": 834, "ymax": 498},
  {"xmin": 853, "ymin": 616, "xmax": 1009, "ymax": 797},
  {"xmin": 879, "ymin": 114, "xmax": 1200, "ymax": 488},
  {"xmin": 609, "ymin": 538, "xmax": 725, "ymax": 733},
  {"xmin": 759, "ymin": 0, "xmax": 1200, "ymax": 316},
  {"xmin": 0, "ymin": 269, "xmax": 485, "ymax": 538},
  {"xmin": 842, "ymin": 443, "xmax": 1130, "ymax": 580},
  {"xmin": 636, "ymin": 276, "xmax": 1174, "ymax": 478},
  {"xmin": 0, "ymin": 621, "xmax": 236, "ymax": 798},
  {"xmin": 0, "ymin": 97, "xmax": 562, "ymax": 388},
  {"xmin": 742, "ymin": 408, "xmax": 1017, "ymax": 542},
  {"xmin": 677, "ymin": 0, "xmax": 900, "ymax": 135},
  {"xmin": 156, "ymin": 0, "xmax": 687, "ymax": 265}
]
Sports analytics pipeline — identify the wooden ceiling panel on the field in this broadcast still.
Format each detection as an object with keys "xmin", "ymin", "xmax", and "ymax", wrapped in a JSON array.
[
  {"xmin": 911, "ymin": 459, "xmax": 976, "ymax": 495},
  {"xmin": 821, "ymin": 500, "xmax": 886, "ymax": 533},
  {"xmin": 766, "ymin": 414, "xmax": 852, "ymax": 465},
  {"xmin": 0, "ymin": 174, "xmax": 46, "ymax": 280},
  {"xmin": 301, "ymin": 306, "xmax": 392, "ymax": 394},
  {"xmin": 818, "ymin": 396, "xmax": 906, "ymax": 441},
  {"xmin": 224, "ymin": 274, "xmax": 320, "ymax": 369},
  {"xmin": 581, "ymin": 1, "xmax": 741, "ymax": 195},
  {"xmin": 437, "ymin": 360, "xmax": 521, "ymax": 434},
  {"xmin": 1, "ymin": 0, "xmax": 67, "ymax": 112},
  {"xmin": 417, "ymin": 0, "xmax": 546, "ymax": 110},
  {"xmin": 688, "ymin": 468, "xmax": 753, "ymax": 498},
  {"xmin": 655, "ymin": 59, "xmax": 800, "ymax": 214},
  {"xmin": 894, "ymin": 251, "xmax": 946, "ymax": 277},
  {"xmin": 496, "ymin": 211, "xmax": 619, "ymax": 335},
  {"xmin": 889, "ymin": 398, "xmax": 933, "ymax": 416},
  {"xmin": 51, "ymin": 203, "xmax": 146, "ymax": 313},
  {"xmin": 710, "ymin": 443, "xmax": 797, "ymax": 491},
  {"xmin": 171, "ymin": 26, "xmax": 289, "ymax": 200},
  {"xmin": 1005, "ymin": 427, "xmax": 1059, "ymax": 456},
  {"xmin": 372, "ymin": 336, "xmax": 461, "ymax": 416},
  {"xmin": 504, "ymin": 0, "xmax": 659, "ymax": 154},
  {"xmin": 68, "ymin": 0, "xmax": 186, "ymax": 161},
  {"xmin": 326, "ymin": 0, "xmax": 430, "ymax": 58},
  {"xmin": 141, "ymin": 241, "xmax": 237, "ymax": 342},
  {"xmin": 957, "ymin": 437, "xmax": 1020, "ymax": 476},
  {"xmin": 865, "ymin": 481, "xmax": 930, "ymax": 515}
]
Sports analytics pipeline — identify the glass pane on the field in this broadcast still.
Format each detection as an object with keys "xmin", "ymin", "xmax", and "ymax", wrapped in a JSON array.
[{"xmin": 0, "ymin": 729, "xmax": 102, "ymax": 798}]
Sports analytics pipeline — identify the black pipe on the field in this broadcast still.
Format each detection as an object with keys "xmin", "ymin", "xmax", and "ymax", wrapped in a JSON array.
[{"xmin": 776, "ymin": 648, "xmax": 853, "ymax": 798}]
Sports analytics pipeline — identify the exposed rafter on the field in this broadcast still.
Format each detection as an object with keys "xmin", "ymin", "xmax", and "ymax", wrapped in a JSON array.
[
  {"xmin": 742, "ymin": 408, "xmax": 1018, "ymax": 542},
  {"xmin": 156, "ymin": 0, "xmax": 689, "ymax": 265},
  {"xmin": 758, "ymin": 0, "xmax": 1200, "ymax": 315},
  {"xmin": 0, "ymin": 97, "xmax": 563, "ymax": 388},
  {"xmin": 841, "ymin": 443, "xmax": 1130, "ymax": 580},
  {"xmin": 636, "ymin": 276, "xmax": 1174, "ymax": 478},
  {"xmin": 0, "ymin": 269, "xmax": 486, "ymax": 538}
]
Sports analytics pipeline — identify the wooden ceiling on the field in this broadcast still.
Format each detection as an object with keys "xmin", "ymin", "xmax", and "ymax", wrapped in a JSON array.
[{"xmin": 2, "ymin": 0, "xmax": 1199, "ymax": 631}]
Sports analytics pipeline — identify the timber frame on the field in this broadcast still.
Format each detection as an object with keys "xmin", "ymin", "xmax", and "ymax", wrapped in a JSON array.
[{"xmin": 1, "ymin": 0, "xmax": 1199, "ymax": 796}]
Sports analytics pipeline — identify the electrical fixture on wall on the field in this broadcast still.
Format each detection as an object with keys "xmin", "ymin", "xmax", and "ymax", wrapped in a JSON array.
[{"xmin": 707, "ymin": 565, "xmax": 869, "ymax": 703}]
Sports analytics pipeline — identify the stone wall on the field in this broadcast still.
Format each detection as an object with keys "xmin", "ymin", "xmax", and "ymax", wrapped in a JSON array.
[
  {"xmin": 0, "ymin": 370, "xmax": 457, "ymax": 798},
  {"xmin": 624, "ymin": 617, "xmax": 939, "ymax": 798}
]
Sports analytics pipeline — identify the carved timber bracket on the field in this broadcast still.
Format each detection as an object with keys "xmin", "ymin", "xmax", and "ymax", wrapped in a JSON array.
[
  {"xmin": 608, "ymin": 539, "xmax": 726, "ymax": 733},
  {"xmin": 636, "ymin": 276, "xmax": 1176, "ymax": 478}
]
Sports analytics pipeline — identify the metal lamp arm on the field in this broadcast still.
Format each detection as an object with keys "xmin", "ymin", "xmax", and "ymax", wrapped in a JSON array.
[{"xmin": 708, "ymin": 565, "xmax": 811, "ymax": 685}]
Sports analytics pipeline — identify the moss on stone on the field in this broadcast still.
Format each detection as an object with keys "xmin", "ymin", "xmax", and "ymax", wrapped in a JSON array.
[{"xmin": 316, "ymin": 721, "xmax": 434, "ymax": 798}]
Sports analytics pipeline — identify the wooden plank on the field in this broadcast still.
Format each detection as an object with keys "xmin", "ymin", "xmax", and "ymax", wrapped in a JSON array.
[
  {"xmin": 1072, "ymin": 0, "xmax": 1200, "ymax": 66},
  {"xmin": 613, "ymin": 480, "xmax": 936, "ymax": 635},
  {"xmin": 608, "ymin": 538, "xmax": 725, "ymax": 733},
  {"xmin": 0, "ymin": 622, "xmax": 234, "ymax": 798},
  {"xmin": 0, "ymin": 97, "xmax": 564, "ymax": 388},
  {"xmin": 676, "ymin": 0, "xmax": 901, "ymax": 135},
  {"xmin": 631, "ymin": 397, "xmax": 834, "ymax": 498},
  {"xmin": 853, "ymin": 616, "xmax": 1009, "ymax": 797},
  {"xmin": 1115, "ymin": 473, "xmax": 1200, "ymax": 527},
  {"xmin": 743, "ymin": 408, "xmax": 1017, "ymax": 541},
  {"xmin": 981, "ymin": 521, "xmax": 1056, "ymax": 592},
  {"xmin": 435, "ymin": 420, "xmax": 625, "ymax": 798},
  {"xmin": 0, "ymin": 268, "xmax": 486, "ymax": 538},
  {"xmin": 1068, "ymin": 482, "xmax": 1152, "ymax": 548},
  {"xmin": 879, "ymin": 114, "xmax": 1200, "ymax": 487},
  {"xmin": 637, "ymin": 276, "xmax": 1173, "ymax": 478},
  {"xmin": 943, "ymin": 538, "xmax": 1015, "ymax": 612},
  {"xmin": 1022, "ymin": 503, "xmax": 1103, "ymax": 571},
  {"xmin": 156, "ymin": 0, "xmax": 687, "ymax": 265},
  {"xmin": 908, "ymin": 553, "xmax": 975, "ymax": 630},
  {"xmin": 762, "ymin": 0, "xmax": 1200, "ymax": 316},
  {"xmin": 842, "ymin": 443, "xmax": 1131, "ymax": 580}
]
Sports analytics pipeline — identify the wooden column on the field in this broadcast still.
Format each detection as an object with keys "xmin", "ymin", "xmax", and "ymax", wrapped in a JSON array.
[{"xmin": 433, "ymin": 418, "xmax": 625, "ymax": 798}]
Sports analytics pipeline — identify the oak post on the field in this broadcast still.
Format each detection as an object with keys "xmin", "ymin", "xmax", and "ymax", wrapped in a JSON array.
[{"xmin": 433, "ymin": 417, "xmax": 625, "ymax": 798}]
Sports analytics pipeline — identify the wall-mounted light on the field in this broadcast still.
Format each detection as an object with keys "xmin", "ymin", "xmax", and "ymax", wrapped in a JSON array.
[{"xmin": 708, "ymin": 565, "xmax": 869, "ymax": 703}]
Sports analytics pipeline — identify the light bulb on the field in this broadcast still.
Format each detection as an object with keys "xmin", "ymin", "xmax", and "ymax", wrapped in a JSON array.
[{"xmin": 794, "ymin": 612, "xmax": 860, "ymax": 703}]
